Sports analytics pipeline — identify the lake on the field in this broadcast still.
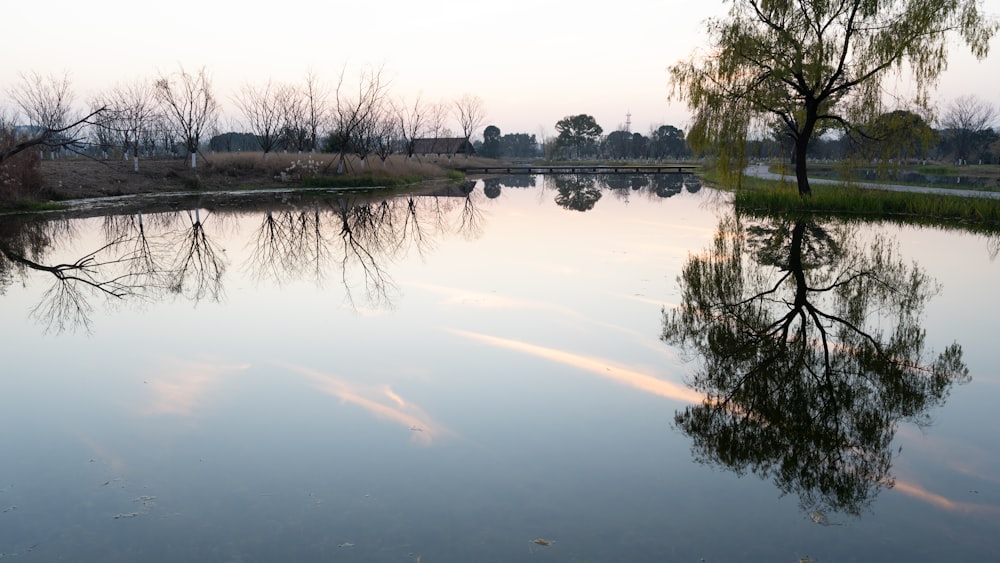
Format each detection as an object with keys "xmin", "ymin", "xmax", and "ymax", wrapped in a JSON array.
[{"xmin": 0, "ymin": 175, "xmax": 997, "ymax": 562}]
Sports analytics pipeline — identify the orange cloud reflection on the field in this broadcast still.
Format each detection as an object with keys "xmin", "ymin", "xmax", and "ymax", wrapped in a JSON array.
[
  {"xmin": 449, "ymin": 329, "xmax": 702, "ymax": 404},
  {"xmin": 407, "ymin": 282, "xmax": 583, "ymax": 318},
  {"xmin": 284, "ymin": 364, "xmax": 447, "ymax": 446},
  {"xmin": 893, "ymin": 479, "xmax": 1000, "ymax": 517},
  {"xmin": 141, "ymin": 358, "xmax": 251, "ymax": 416}
]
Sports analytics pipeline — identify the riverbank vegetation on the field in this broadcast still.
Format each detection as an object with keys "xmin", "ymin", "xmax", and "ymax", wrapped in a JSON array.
[{"xmin": 729, "ymin": 169, "xmax": 1000, "ymax": 230}]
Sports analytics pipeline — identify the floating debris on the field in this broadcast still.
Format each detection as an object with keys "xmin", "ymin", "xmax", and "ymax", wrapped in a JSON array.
[
  {"xmin": 410, "ymin": 426, "xmax": 424, "ymax": 432},
  {"xmin": 808, "ymin": 511, "xmax": 842, "ymax": 526},
  {"xmin": 1, "ymin": 506, "xmax": 16, "ymax": 513},
  {"xmin": 112, "ymin": 512, "xmax": 139, "ymax": 520},
  {"xmin": 337, "ymin": 542, "xmax": 355, "ymax": 548},
  {"xmin": 532, "ymin": 538, "xmax": 553, "ymax": 547},
  {"xmin": 798, "ymin": 557, "xmax": 814, "ymax": 563}
]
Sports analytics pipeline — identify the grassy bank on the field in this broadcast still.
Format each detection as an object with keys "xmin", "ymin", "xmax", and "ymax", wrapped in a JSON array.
[
  {"xmin": 775, "ymin": 161, "xmax": 1000, "ymax": 191},
  {"xmin": 725, "ymin": 170, "xmax": 1000, "ymax": 232}
]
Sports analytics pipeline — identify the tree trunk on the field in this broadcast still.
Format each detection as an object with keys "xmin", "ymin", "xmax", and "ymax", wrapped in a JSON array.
[
  {"xmin": 794, "ymin": 105, "xmax": 819, "ymax": 197},
  {"xmin": 794, "ymin": 137, "xmax": 811, "ymax": 197}
]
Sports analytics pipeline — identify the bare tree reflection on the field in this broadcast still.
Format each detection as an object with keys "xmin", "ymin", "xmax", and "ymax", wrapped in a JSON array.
[
  {"xmin": 103, "ymin": 213, "xmax": 167, "ymax": 289},
  {"xmin": 167, "ymin": 209, "xmax": 226, "ymax": 302},
  {"xmin": 661, "ymin": 213, "xmax": 969, "ymax": 518},
  {"xmin": 458, "ymin": 192, "xmax": 485, "ymax": 239},
  {"xmin": 333, "ymin": 197, "xmax": 396, "ymax": 307},
  {"xmin": 0, "ymin": 217, "xmax": 161, "ymax": 333},
  {"xmin": 399, "ymin": 196, "xmax": 435, "ymax": 257},
  {"xmin": 247, "ymin": 207, "xmax": 332, "ymax": 286}
]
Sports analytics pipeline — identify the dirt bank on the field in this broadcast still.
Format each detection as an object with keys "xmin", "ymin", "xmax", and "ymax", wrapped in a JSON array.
[{"xmin": 34, "ymin": 152, "xmax": 482, "ymax": 203}]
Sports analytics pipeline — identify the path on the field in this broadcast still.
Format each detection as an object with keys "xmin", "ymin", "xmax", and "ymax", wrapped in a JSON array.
[{"xmin": 745, "ymin": 164, "xmax": 1000, "ymax": 199}]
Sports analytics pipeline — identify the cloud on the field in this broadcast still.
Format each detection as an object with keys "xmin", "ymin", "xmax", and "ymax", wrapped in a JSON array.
[
  {"xmin": 283, "ymin": 363, "xmax": 450, "ymax": 446},
  {"xmin": 140, "ymin": 357, "xmax": 250, "ymax": 416},
  {"xmin": 449, "ymin": 328, "xmax": 702, "ymax": 404}
]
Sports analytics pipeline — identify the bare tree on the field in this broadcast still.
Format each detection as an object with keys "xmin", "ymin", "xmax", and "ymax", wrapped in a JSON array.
[
  {"xmin": 102, "ymin": 80, "xmax": 158, "ymax": 171},
  {"xmin": 327, "ymin": 65, "xmax": 389, "ymax": 174},
  {"xmin": 394, "ymin": 95, "xmax": 426, "ymax": 158},
  {"xmin": 154, "ymin": 65, "xmax": 219, "ymax": 168},
  {"xmin": 9, "ymin": 71, "xmax": 74, "ymax": 132},
  {"xmin": 370, "ymin": 106, "xmax": 399, "ymax": 168},
  {"xmin": 303, "ymin": 70, "xmax": 328, "ymax": 152},
  {"xmin": 7, "ymin": 71, "xmax": 95, "ymax": 160},
  {"xmin": 426, "ymin": 100, "xmax": 451, "ymax": 140},
  {"xmin": 279, "ymin": 85, "xmax": 310, "ymax": 153},
  {"xmin": 148, "ymin": 113, "xmax": 177, "ymax": 157},
  {"xmin": 234, "ymin": 80, "xmax": 286, "ymax": 157},
  {"xmin": 939, "ymin": 95, "xmax": 999, "ymax": 164},
  {"xmin": 453, "ymin": 93, "xmax": 486, "ymax": 147},
  {"xmin": 88, "ymin": 95, "xmax": 118, "ymax": 157}
]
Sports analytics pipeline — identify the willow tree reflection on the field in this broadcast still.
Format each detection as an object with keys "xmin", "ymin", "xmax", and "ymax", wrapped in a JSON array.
[{"xmin": 661, "ymin": 214, "xmax": 969, "ymax": 516}]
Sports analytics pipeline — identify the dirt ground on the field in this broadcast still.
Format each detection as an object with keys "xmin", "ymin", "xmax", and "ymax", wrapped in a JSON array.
[
  {"xmin": 33, "ymin": 152, "xmax": 494, "ymax": 204},
  {"xmin": 38, "ymin": 156, "xmax": 305, "ymax": 201}
]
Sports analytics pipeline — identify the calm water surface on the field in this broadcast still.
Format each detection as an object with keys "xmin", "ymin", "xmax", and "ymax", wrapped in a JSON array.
[{"xmin": 0, "ymin": 176, "xmax": 997, "ymax": 562}]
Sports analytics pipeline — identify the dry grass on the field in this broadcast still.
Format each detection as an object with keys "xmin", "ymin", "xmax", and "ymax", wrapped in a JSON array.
[
  {"xmin": 201, "ymin": 151, "xmax": 499, "ymax": 178},
  {"xmin": 0, "ymin": 149, "xmax": 43, "ymax": 204}
]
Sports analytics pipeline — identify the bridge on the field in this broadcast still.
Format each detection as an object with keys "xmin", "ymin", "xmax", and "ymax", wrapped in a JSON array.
[{"xmin": 455, "ymin": 164, "xmax": 698, "ymax": 175}]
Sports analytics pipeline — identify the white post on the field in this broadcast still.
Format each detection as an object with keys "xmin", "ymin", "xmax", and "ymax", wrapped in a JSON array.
[{"xmin": 191, "ymin": 152, "xmax": 197, "ymax": 168}]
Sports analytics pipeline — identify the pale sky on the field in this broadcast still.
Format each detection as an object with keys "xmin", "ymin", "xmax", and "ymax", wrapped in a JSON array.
[{"xmin": 3, "ymin": 0, "xmax": 999, "ymax": 139}]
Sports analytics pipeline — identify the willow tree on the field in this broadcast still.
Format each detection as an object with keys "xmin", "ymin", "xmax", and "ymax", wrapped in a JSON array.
[{"xmin": 668, "ymin": 0, "xmax": 998, "ymax": 196}]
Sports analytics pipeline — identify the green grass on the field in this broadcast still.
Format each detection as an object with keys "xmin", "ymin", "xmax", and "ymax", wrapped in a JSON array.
[
  {"xmin": 768, "ymin": 161, "xmax": 1000, "ymax": 191},
  {"xmin": 917, "ymin": 164, "xmax": 958, "ymax": 175},
  {"xmin": 734, "ymin": 182, "xmax": 1000, "ymax": 233},
  {"xmin": 0, "ymin": 200, "xmax": 68, "ymax": 213}
]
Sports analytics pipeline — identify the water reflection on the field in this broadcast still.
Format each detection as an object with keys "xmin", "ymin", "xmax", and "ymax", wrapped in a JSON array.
[
  {"xmin": 0, "ymin": 189, "xmax": 498, "ymax": 332},
  {"xmin": 0, "ymin": 216, "xmax": 161, "ymax": 333},
  {"xmin": 475, "ymin": 173, "xmax": 702, "ymax": 204},
  {"xmin": 552, "ymin": 175, "xmax": 603, "ymax": 211},
  {"xmin": 661, "ymin": 213, "xmax": 970, "ymax": 518}
]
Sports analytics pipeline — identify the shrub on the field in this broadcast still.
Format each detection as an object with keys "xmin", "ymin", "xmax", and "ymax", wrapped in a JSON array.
[{"xmin": 0, "ymin": 140, "xmax": 43, "ymax": 204}]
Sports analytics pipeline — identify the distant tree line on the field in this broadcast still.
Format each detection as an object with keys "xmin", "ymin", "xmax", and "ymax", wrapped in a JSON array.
[
  {"xmin": 749, "ymin": 99, "xmax": 1000, "ymax": 165},
  {"xmin": 474, "ymin": 116, "xmax": 694, "ymax": 161},
  {"xmin": 2, "ymin": 64, "xmax": 998, "ymax": 204},
  {"xmin": 0, "ymin": 64, "xmax": 490, "ymax": 199}
]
